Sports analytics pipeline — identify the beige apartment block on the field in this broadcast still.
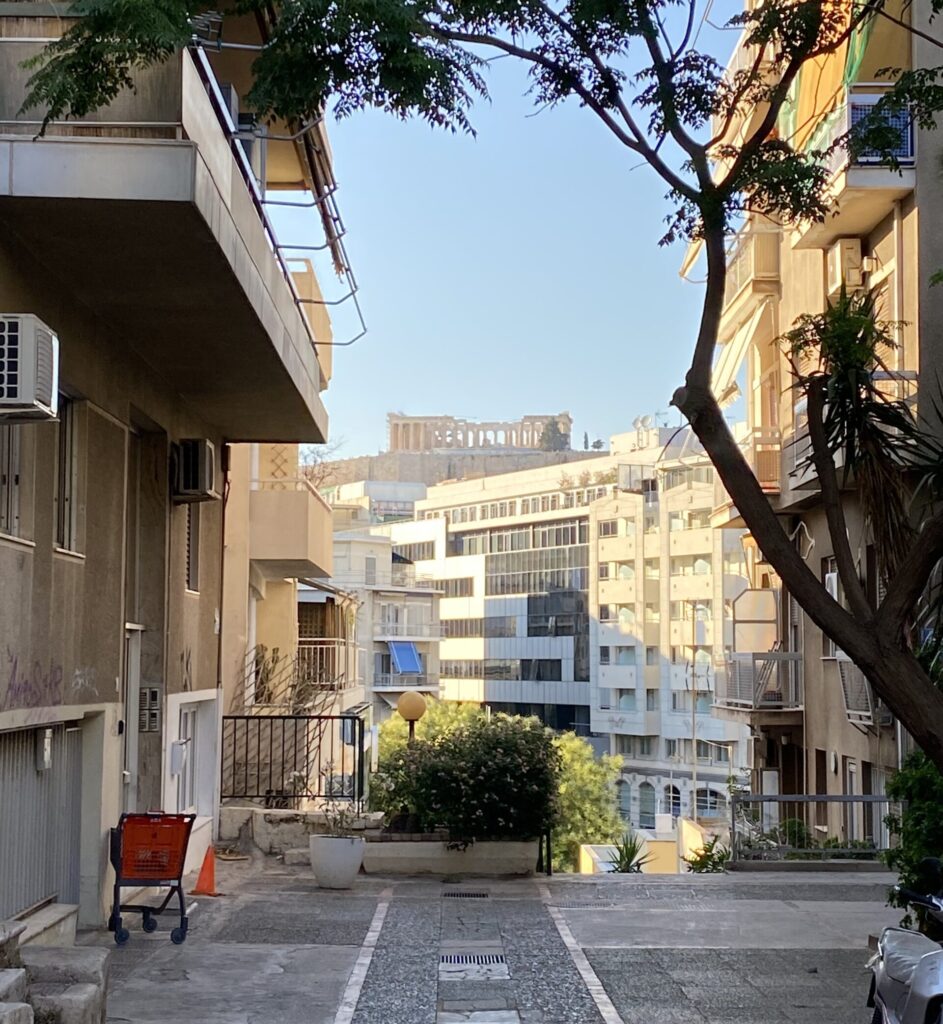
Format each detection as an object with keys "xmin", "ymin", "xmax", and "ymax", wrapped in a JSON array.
[
  {"xmin": 0, "ymin": 10, "xmax": 340, "ymax": 931},
  {"xmin": 378, "ymin": 426, "xmax": 748, "ymax": 828},
  {"xmin": 707, "ymin": 0, "xmax": 943, "ymax": 836}
]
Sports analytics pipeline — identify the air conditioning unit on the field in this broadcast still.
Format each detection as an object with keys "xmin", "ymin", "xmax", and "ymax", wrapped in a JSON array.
[
  {"xmin": 172, "ymin": 439, "xmax": 218, "ymax": 503},
  {"xmin": 0, "ymin": 314, "xmax": 59, "ymax": 421},
  {"xmin": 827, "ymin": 238, "xmax": 864, "ymax": 298}
]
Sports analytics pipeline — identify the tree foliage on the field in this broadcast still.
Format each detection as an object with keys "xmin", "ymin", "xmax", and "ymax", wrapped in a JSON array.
[
  {"xmin": 20, "ymin": 0, "xmax": 943, "ymax": 768},
  {"xmin": 552, "ymin": 731, "xmax": 623, "ymax": 871},
  {"xmin": 539, "ymin": 418, "xmax": 569, "ymax": 451}
]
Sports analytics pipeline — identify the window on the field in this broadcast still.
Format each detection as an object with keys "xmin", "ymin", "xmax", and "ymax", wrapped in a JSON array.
[
  {"xmin": 177, "ymin": 705, "xmax": 197, "ymax": 812},
  {"xmin": 644, "ymin": 559, "xmax": 659, "ymax": 579},
  {"xmin": 638, "ymin": 736, "xmax": 653, "ymax": 757},
  {"xmin": 639, "ymin": 782, "xmax": 656, "ymax": 828},
  {"xmin": 644, "ymin": 603, "xmax": 660, "ymax": 623},
  {"xmin": 436, "ymin": 577, "xmax": 474, "ymax": 598},
  {"xmin": 599, "ymin": 604, "xmax": 614, "ymax": 621},
  {"xmin": 646, "ymin": 688, "xmax": 658, "ymax": 711},
  {"xmin": 598, "ymin": 519, "xmax": 618, "ymax": 538},
  {"xmin": 599, "ymin": 646, "xmax": 610, "ymax": 665},
  {"xmin": 520, "ymin": 499, "xmax": 529, "ymax": 515},
  {"xmin": 617, "ymin": 780, "xmax": 632, "ymax": 822},
  {"xmin": 615, "ymin": 734, "xmax": 633, "ymax": 755},
  {"xmin": 617, "ymin": 606, "xmax": 635, "ymax": 628},
  {"xmin": 393, "ymin": 540, "xmax": 434, "ymax": 562},
  {"xmin": 616, "ymin": 562, "xmax": 634, "ymax": 580},
  {"xmin": 696, "ymin": 788, "xmax": 727, "ymax": 816},
  {"xmin": 671, "ymin": 691, "xmax": 688, "ymax": 713},
  {"xmin": 665, "ymin": 738, "xmax": 679, "ymax": 759},
  {"xmin": 664, "ymin": 785, "xmax": 681, "ymax": 816},
  {"xmin": 822, "ymin": 555, "xmax": 841, "ymax": 656},
  {"xmin": 645, "ymin": 646, "xmax": 658, "ymax": 666},
  {"xmin": 614, "ymin": 645, "xmax": 635, "ymax": 665},
  {"xmin": 55, "ymin": 397, "xmax": 78, "ymax": 549},
  {"xmin": 617, "ymin": 689, "xmax": 636, "ymax": 711},
  {"xmin": 0, "ymin": 424, "xmax": 20, "ymax": 536},
  {"xmin": 598, "ymin": 562, "xmax": 610, "ymax": 580},
  {"xmin": 186, "ymin": 504, "xmax": 200, "ymax": 592},
  {"xmin": 364, "ymin": 556, "xmax": 377, "ymax": 585},
  {"xmin": 696, "ymin": 739, "xmax": 712, "ymax": 761}
]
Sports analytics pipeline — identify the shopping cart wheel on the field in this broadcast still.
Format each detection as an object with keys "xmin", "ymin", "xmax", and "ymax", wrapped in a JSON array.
[
  {"xmin": 170, "ymin": 927, "xmax": 187, "ymax": 945},
  {"xmin": 115, "ymin": 927, "xmax": 130, "ymax": 946},
  {"xmin": 142, "ymin": 914, "xmax": 158, "ymax": 934}
]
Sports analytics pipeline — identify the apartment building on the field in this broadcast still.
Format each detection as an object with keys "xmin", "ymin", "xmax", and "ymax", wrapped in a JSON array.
[
  {"xmin": 296, "ymin": 526, "xmax": 441, "ymax": 723},
  {"xmin": 707, "ymin": 2, "xmax": 942, "ymax": 827},
  {"xmin": 0, "ymin": 12, "xmax": 342, "ymax": 930},
  {"xmin": 385, "ymin": 426, "xmax": 747, "ymax": 825}
]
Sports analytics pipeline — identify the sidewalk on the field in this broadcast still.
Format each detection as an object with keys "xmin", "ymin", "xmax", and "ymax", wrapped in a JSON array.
[{"xmin": 91, "ymin": 858, "xmax": 900, "ymax": 1024}]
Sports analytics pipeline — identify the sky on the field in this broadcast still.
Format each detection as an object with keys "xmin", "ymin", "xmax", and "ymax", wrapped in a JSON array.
[{"xmin": 275, "ymin": 41, "xmax": 729, "ymax": 460}]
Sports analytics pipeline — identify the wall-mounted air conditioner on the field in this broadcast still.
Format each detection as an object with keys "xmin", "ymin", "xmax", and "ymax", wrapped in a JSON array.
[
  {"xmin": 0, "ymin": 314, "xmax": 59, "ymax": 421},
  {"xmin": 172, "ymin": 439, "xmax": 218, "ymax": 503},
  {"xmin": 827, "ymin": 238, "xmax": 863, "ymax": 298}
]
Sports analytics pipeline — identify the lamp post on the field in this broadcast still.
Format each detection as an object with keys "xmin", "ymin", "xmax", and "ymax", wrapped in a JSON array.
[{"xmin": 396, "ymin": 691, "xmax": 427, "ymax": 744}]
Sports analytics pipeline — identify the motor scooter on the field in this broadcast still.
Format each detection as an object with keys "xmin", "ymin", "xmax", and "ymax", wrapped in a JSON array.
[{"xmin": 868, "ymin": 858, "xmax": 943, "ymax": 1024}]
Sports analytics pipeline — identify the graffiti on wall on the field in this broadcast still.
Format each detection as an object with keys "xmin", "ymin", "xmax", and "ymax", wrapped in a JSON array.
[{"xmin": 1, "ymin": 647, "xmax": 63, "ymax": 711}]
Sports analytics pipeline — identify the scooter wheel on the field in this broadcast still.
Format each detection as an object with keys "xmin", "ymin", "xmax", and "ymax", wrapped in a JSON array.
[
  {"xmin": 114, "ymin": 927, "xmax": 130, "ymax": 946},
  {"xmin": 142, "ymin": 914, "xmax": 158, "ymax": 933},
  {"xmin": 170, "ymin": 927, "xmax": 187, "ymax": 945}
]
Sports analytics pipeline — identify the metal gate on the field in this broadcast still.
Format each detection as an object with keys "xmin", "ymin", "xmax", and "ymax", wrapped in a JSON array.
[{"xmin": 0, "ymin": 723, "xmax": 83, "ymax": 918}]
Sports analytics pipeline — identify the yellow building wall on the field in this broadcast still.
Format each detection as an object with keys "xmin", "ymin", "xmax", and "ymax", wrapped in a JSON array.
[{"xmin": 641, "ymin": 839, "xmax": 681, "ymax": 874}]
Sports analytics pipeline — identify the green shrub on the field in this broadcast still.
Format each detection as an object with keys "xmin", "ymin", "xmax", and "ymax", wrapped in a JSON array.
[
  {"xmin": 883, "ymin": 752, "xmax": 943, "ymax": 933},
  {"xmin": 684, "ymin": 835, "xmax": 731, "ymax": 873},
  {"xmin": 608, "ymin": 832, "xmax": 652, "ymax": 873},
  {"xmin": 371, "ymin": 712, "xmax": 561, "ymax": 843},
  {"xmin": 769, "ymin": 817, "xmax": 814, "ymax": 849}
]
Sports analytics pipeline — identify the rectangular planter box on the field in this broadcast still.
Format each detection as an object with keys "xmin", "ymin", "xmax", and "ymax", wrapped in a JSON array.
[{"xmin": 363, "ymin": 839, "xmax": 539, "ymax": 876}]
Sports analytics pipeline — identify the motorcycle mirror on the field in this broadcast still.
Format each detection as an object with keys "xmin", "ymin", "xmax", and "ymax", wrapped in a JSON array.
[{"xmin": 915, "ymin": 857, "xmax": 943, "ymax": 895}]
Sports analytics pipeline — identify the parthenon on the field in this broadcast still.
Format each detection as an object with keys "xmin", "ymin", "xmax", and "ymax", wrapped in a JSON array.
[{"xmin": 387, "ymin": 412, "xmax": 572, "ymax": 452}]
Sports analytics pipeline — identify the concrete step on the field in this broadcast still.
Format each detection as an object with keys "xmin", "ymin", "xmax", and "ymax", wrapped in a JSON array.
[
  {"xmin": 0, "ymin": 1004, "xmax": 32, "ymax": 1023},
  {"xmin": 20, "ymin": 947, "xmax": 109, "ymax": 992},
  {"xmin": 28, "ymin": 982, "xmax": 101, "ymax": 1024},
  {"xmin": 0, "ymin": 971, "xmax": 28, "ymax": 1003},
  {"xmin": 17, "ymin": 905, "xmax": 78, "ymax": 948}
]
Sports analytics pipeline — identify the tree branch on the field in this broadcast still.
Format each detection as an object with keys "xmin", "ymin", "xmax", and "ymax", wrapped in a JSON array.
[
  {"xmin": 805, "ymin": 381, "xmax": 873, "ymax": 622},
  {"xmin": 674, "ymin": 382, "xmax": 874, "ymax": 661},
  {"xmin": 431, "ymin": 25, "xmax": 698, "ymax": 200},
  {"xmin": 878, "ymin": 508, "xmax": 943, "ymax": 641}
]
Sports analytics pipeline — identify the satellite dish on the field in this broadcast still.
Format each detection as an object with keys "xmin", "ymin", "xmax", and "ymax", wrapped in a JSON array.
[
  {"xmin": 632, "ymin": 416, "xmax": 642, "ymax": 429},
  {"xmin": 641, "ymin": 415, "xmax": 654, "ymax": 428}
]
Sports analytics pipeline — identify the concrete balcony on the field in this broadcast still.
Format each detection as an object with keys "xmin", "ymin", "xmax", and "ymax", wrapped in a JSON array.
[
  {"xmin": 598, "ymin": 536, "xmax": 633, "ymax": 561},
  {"xmin": 714, "ymin": 651, "xmax": 803, "ymax": 728},
  {"xmin": 593, "ymin": 708, "xmax": 661, "ymax": 736},
  {"xmin": 0, "ymin": 47, "xmax": 328, "ymax": 441},
  {"xmin": 598, "ymin": 664, "xmax": 638, "ymax": 689},
  {"xmin": 250, "ymin": 479, "xmax": 332, "ymax": 579},
  {"xmin": 668, "ymin": 529, "xmax": 713, "ymax": 558},
  {"xmin": 720, "ymin": 228, "xmax": 780, "ymax": 342},
  {"xmin": 668, "ymin": 574, "xmax": 713, "ymax": 601},
  {"xmin": 669, "ymin": 620, "xmax": 715, "ymax": 647},
  {"xmin": 597, "ymin": 577, "xmax": 636, "ymax": 604},
  {"xmin": 712, "ymin": 429, "xmax": 782, "ymax": 528},
  {"xmin": 793, "ymin": 89, "xmax": 915, "ymax": 250}
]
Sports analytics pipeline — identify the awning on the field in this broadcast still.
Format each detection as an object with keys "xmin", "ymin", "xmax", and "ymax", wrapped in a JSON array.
[
  {"xmin": 711, "ymin": 300, "xmax": 770, "ymax": 408},
  {"xmin": 389, "ymin": 641, "xmax": 422, "ymax": 674}
]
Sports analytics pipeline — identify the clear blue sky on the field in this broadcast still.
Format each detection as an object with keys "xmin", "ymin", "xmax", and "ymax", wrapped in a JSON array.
[{"xmin": 278, "ymin": 55, "xmax": 720, "ymax": 459}]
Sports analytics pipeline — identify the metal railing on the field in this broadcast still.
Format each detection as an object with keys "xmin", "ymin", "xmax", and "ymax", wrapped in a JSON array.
[
  {"xmin": 373, "ymin": 620, "xmax": 443, "ymax": 638},
  {"xmin": 724, "ymin": 229, "xmax": 780, "ymax": 307},
  {"xmin": 720, "ymin": 651, "xmax": 803, "ymax": 710},
  {"xmin": 373, "ymin": 673, "xmax": 436, "ymax": 689},
  {"xmin": 296, "ymin": 639, "xmax": 361, "ymax": 693},
  {"xmin": 221, "ymin": 712, "xmax": 368, "ymax": 808},
  {"xmin": 731, "ymin": 794, "xmax": 895, "ymax": 863},
  {"xmin": 326, "ymin": 570, "xmax": 440, "ymax": 590}
]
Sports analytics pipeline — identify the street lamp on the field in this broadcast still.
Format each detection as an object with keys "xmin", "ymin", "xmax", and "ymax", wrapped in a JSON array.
[{"xmin": 396, "ymin": 691, "xmax": 427, "ymax": 744}]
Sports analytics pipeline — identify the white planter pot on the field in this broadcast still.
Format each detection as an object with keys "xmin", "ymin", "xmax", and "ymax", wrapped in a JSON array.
[{"xmin": 309, "ymin": 835, "xmax": 365, "ymax": 889}]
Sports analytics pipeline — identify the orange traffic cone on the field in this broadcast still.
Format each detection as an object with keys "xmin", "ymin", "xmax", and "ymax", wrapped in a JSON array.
[{"xmin": 190, "ymin": 846, "xmax": 223, "ymax": 897}]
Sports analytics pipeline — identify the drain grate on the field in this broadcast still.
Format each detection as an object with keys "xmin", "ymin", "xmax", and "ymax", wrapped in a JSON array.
[
  {"xmin": 442, "ymin": 890, "xmax": 489, "ymax": 899},
  {"xmin": 440, "ymin": 953, "xmax": 507, "ymax": 965}
]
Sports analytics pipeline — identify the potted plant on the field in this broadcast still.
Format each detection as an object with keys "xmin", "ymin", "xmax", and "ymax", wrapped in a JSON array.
[
  {"xmin": 309, "ymin": 801, "xmax": 365, "ymax": 889},
  {"xmin": 607, "ymin": 831, "xmax": 653, "ymax": 873}
]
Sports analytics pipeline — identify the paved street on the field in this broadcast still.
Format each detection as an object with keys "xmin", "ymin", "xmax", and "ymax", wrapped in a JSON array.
[{"xmin": 92, "ymin": 859, "xmax": 901, "ymax": 1024}]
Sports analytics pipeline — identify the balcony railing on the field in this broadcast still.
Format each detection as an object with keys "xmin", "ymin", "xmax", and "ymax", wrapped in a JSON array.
[
  {"xmin": 719, "ymin": 651, "xmax": 803, "ymax": 710},
  {"xmin": 373, "ymin": 674, "xmax": 437, "ymax": 689},
  {"xmin": 327, "ymin": 570, "xmax": 439, "ymax": 590},
  {"xmin": 724, "ymin": 228, "xmax": 780, "ymax": 309},
  {"xmin": 810, "ymin": 88, "xmax": 916, "ymax": 177},
  {"xmin": 296, "ymin": 639, "xmax": 361, "ymax": 691},
  {"xmin": 373, "ymin": 621, "xmax": 443, "ymax": 638}
]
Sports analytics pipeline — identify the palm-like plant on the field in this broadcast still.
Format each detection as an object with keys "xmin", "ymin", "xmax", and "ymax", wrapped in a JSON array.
[{"xmin": 608, "ymin": 831, "xmax": 653, "ymax": 873}]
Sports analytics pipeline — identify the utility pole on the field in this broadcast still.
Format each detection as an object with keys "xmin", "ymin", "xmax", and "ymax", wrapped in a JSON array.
[{"xmin": 690, "ymin": 600, "xmax": 700, "ymax": 826}]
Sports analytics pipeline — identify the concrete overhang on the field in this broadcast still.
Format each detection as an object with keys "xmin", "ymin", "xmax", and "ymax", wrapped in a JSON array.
[
  {"xmin": 791, "ymin": 167, "xmax": 915, "ymax": 250},
  {"xmin": 249, "ymin": 484, "xmax": 333, "ymax": 580},
  {"xmin": 0, "ymin": 53, "xmax": 329, "ymax": 442}
]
